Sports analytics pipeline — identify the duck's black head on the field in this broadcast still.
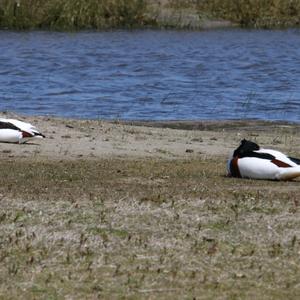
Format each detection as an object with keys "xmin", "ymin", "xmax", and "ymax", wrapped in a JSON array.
[{"xmin": 233, "ymin": 139, "xmax": 260, "ymax": 157}]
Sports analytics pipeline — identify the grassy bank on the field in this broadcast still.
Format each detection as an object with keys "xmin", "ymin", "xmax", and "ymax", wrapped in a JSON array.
[
  {"xmin": 0, "ymin": 0, "xmax": 154, "ymax": 30},
  {"xmin": 1, "ymin": 158, "xmax": 300, "ymax": 298},
  {"xmin": 197, "ymin": 0, "xmax": 300, "ymax": 28},
  {"xmin": 1, "ymin": 0, "xmax": 300, "ymax": 30}
]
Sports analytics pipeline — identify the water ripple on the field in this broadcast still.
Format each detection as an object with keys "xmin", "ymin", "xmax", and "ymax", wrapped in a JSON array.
[{"xmin": 0, "ymin": 29, "xmax": 300, "ymax": 122}]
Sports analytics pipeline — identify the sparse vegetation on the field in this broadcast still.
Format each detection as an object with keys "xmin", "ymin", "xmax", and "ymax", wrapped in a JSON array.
[
  {"xmin": 1, "ymin": 157, "xmax": 300, "ymax": 298},
  {"xmin": 0, "ymin": 0, "xmax": 300, "ymax": 29},
  {"xmin": 197, "ymin": 0, "xmax": 300, "ymax": 28}
]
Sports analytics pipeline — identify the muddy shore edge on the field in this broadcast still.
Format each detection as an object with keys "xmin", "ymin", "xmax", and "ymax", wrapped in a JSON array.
[{"xmin": 1, "ymin": 112, "xmax": 299, "ymax": 161}]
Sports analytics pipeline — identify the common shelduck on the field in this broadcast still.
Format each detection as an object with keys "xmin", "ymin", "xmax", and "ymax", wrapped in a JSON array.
[
  {"xmin": 227, "ymin": 139, "xmax": 300, "ymax": 180},
  {"xmin": 0, "ymin": 118, "xmax": 45, "ymax": 144}
]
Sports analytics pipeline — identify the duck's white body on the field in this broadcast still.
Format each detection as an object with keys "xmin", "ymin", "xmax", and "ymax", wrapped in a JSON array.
[
  {"xmin": 0, "ymin": 118, "xmax": 45, "ymax": 144},
  {"xmin": 228, "ymin": 140, "xmax": 300, "ymax": 181}
]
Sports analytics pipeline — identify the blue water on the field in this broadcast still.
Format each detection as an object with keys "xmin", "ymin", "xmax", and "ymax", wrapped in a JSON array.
[{"xmin": 1, "ymin": 29, "xmax": 300, "ymax": 122}]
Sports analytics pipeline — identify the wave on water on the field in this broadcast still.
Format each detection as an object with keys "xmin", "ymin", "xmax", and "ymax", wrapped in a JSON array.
[{"xmin": 1, "ymin": 29, "xmax": 300, "ymax": 122}]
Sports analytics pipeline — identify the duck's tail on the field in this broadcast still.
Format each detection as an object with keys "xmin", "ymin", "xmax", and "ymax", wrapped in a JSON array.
[
  {"xmin": 33, "ymin": 132, "xmax": 46, "ymax": 138},
  {"xmin": 277, "ymin": 166, "xmax": 300, "ymax": 180}
]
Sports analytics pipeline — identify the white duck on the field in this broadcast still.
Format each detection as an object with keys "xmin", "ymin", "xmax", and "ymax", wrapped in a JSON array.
[
  {"xmin": 0, "ymin": 118, "xmax": 45, "ymax": 144},
  {"xmin": 227, "ymin": 139, "xmax": 300, "ymax": 181}
]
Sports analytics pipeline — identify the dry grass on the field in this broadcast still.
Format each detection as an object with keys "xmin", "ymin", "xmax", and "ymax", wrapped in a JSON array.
[
  {"xmin": 0, "ymin": 157, "xmax": 300, "ymax": 299},
  {"xmin": 197, "ymin": 0, "xmax": 300, "ymax": 28}
]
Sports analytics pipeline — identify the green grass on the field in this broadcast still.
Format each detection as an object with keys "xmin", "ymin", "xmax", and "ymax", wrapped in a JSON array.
[
  {"xmin": 0, "ymin": 158, "xmax": 300, "ymax": 298},
  {"xmin": 0, "ymin": 0, "xmax": 154, "ymax": 30},
  {"xmin": 1, "ymin": 0, "xmax": 300, "ymax": 29}
]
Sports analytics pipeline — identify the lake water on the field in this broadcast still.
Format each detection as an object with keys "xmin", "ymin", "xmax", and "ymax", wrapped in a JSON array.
[{"xmin": 1, "ymin": 29, "xmax": 300, "ymax": 122}]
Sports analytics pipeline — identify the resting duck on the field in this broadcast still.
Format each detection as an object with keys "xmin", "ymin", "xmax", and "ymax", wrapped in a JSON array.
[
  {"xmin": 227, "ymin": 139, "xmax": 300, "ymax": 180},
  {"xmin": 0, "ymin": 118, "xmax": 45, "ymax": 144}
]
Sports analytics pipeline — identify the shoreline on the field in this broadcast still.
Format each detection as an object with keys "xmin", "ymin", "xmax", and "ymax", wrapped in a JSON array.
[
  {"xmin": 1, "ymin": 0, "xmax": 300, "ymax": 30},
  {"xmin": 1, "ymin": 112, "xmax": 300, "ymax": 161}
]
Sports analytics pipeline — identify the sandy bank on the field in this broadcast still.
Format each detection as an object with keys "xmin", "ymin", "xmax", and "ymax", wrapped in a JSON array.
[
  {"xmin": 1, "ymin": 112, "xmax": 299, "ymax": 161},
  {"xmin": 148, "ymin": 0, "xmax": 235, "ymax": 29}
]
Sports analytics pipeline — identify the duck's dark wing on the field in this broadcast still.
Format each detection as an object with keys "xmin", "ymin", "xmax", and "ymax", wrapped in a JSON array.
[
  {"xmin": 0, "ymin": 121, "xmax": 20, "ymax": 131},
  {"xmin": 288, "ymin": 156, "xmax": 300, "ymax": 165},
  {"xmin": 237, "ymin": 151, "xmax": 293, "ymax": 168},
  {"xmin": 238, "ymin": 151, "xmax": 275, "ymax": 160}
]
